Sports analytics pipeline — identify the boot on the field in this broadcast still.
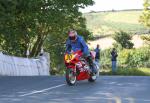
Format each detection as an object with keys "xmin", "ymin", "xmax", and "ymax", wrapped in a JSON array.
[{"xmin": 87, "ymin": 56, "xmax": 97, "ymax": 74}]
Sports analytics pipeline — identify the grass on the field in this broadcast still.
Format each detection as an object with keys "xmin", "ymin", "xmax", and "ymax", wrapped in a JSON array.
[
  {"xmin": 100, "ymin": 68, "xmax": 150, "ymax": 76},
  {"xmin": 83, "ymin": 10, "xmax": 147, "ymax": 35}
]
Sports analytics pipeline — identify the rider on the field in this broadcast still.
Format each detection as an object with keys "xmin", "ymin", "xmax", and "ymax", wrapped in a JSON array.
[{"xmin": 66, "ymin": 29, "xmax": 97, "ymax": 74}]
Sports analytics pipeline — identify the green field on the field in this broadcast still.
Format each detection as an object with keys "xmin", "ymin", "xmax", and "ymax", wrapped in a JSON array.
[{"xmin": 83, "ymin": 10, "xmax": 147, "ymax": 35}]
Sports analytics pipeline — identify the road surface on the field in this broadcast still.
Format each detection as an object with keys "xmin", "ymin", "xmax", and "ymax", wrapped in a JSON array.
[{"xmin": 0, "ymin": 76, "xmax": 150, "ymax": 103}]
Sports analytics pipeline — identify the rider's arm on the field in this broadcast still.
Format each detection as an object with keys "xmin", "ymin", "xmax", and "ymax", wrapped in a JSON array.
[
  {"xmin": 66, "ymin": 39, "xmax": 71, "ymax": 53},
  {"xmin": 80, "ymin": 37, "xmax": 89, "ymax": 56}
]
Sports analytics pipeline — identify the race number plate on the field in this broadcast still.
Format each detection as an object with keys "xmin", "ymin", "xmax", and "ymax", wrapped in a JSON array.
[{"xmin": 65, "ymin": 54, "xmax": 75, "ymax": 63}]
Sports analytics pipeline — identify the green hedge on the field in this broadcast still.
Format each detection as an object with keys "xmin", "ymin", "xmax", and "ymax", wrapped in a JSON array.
[
  {"xmin": 118, "ymin": 47, "xmax": 150, "ymax": 68},
  {"xmin": 100, "ymin": 47, "xmax": 150, "ymax": 70}
]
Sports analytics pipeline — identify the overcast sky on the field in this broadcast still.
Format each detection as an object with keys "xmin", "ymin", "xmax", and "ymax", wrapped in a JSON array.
[{"xmin": 80, "ymin": 0, "xmax": 144, "ymax": 13}]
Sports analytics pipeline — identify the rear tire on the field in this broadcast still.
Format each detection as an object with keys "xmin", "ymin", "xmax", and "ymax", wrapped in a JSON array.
[
  {"xmin": 88, "ymin": 74, "xmax": 97, "ymax": 82},
  {"xmin": 66, "ymin": 69, "xmax": 76, "ymax": 86},
  {"xmin": 88, "ymin": 63, "xmax": 98, "ymax": 82}
]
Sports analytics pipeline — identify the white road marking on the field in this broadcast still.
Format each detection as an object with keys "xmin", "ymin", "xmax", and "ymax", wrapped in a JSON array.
[{"xmin": 19, "ymin": 84, "xmax": 66, "ymax": 97}]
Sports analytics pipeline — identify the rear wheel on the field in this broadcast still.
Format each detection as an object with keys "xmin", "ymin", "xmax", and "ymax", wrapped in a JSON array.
[
  {"xmin": 66, "ymin": 69, "xmax": 76, "ymax": 86},
  {"xmin": 88, "ymin": 63, "xmax": 97, "ymax": 82},
  {"xmin": 88, "ymin": 74, "xmax": 97, "ymax": 82}
]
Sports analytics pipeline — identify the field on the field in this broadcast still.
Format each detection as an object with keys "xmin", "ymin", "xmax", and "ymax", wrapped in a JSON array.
[
  {"xmin": 83, "ymin": 10, "xmax": 147, "ymax": 35},
  {"xmin": 84, "ymin": 10, "xmax": 148, "ymax": 49}
]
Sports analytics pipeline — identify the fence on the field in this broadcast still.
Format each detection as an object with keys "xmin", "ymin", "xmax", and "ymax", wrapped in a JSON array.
[{"xmin": 0, "ymin": 52, "xmax": 50, "ymax": 76}]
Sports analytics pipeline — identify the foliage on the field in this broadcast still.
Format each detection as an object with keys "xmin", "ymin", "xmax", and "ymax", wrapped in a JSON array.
[
  {"xmin": 0, "ymin": 0, "xmax": 94, "ymax": 57},
  {"xmin": 100, "ymin": 48, "xmax": 112, "ymax": 69},
  {"xmin": 141, "ymin": 35, "xmax": 150, "ymax": 45},
  {"xmin": 76, "ymin": 28, "xmax": 93, "ymax": 41},
  {"xmin": 119, "ymin": 47, "xmax": 150, "ymax": 68},
  {"xmin": 113, "ymin": 31, "xmax": 134, "ymax": 49},
  {"xmin": 0, "ymin": 0, "xmax": 95, "ymax": 74},
  {"xmin": 100, "ymin": 47, "xmax": 150, "ymax": 76},
  {"xmin": 100, "ymin": 47, "xmax": 150, "ymax": 71},
  {"xmin": 140, "ymin": 0, "xmax": 150, "ymax": 27},
  {"xmin": 112, "ymin": 43, "xmax": 123, "ymax": 51}
]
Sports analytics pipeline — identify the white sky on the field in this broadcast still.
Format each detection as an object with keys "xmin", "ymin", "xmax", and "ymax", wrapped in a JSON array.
[{"xmin": 80, "ymin": 0, "xmax": 144, "ymax": 13}]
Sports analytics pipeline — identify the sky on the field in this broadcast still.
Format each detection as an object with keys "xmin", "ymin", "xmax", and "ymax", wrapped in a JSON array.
[{"xmin": 80, "ymin": 0, "xmax": 144, "ymax": 13}]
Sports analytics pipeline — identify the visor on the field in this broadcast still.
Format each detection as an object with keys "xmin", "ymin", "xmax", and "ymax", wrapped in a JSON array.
[{"xmin": 69, "ymin": 36, "xmax": 76, "ymax": 41}]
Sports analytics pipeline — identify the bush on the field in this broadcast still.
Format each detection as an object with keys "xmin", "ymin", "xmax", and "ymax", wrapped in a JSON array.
[
  {"xmin": 100, "ymin": 48, "xmax": 112, "ymax": 69},
  {"xmin": 113, "ymin": 31, "xmax": 134, "ymax": 49},
  {"xmin": 77, "ymin": 29, "xmax": 93, "ymax": 41},
  {"xmin": 141, "ymin": 35, "xmax": 150, "ymax": 46},
  {"xmin": 113, "ymin": 43, "xmax": 123, "ymax": 51},
  {"xmin": 100, "ymin": 46, "xmax": 150, "ymax": 71},
  {"xmin": 118, "ymin": 49, "xmax": 131, "ymax": 66},
  {"xmin": 118, "ymin": 47, "xmax": 150, "ymax": 68}
]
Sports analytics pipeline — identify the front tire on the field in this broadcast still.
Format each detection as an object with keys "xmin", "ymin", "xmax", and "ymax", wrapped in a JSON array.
[{"xmin": 66, "ymin": 69, "xmax": 76, "ymax": 86}]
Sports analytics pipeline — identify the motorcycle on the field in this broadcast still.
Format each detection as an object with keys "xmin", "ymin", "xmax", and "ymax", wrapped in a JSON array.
[{"xmin": 64, "ymin": 50, "xmax": 99, "ymax": 86}]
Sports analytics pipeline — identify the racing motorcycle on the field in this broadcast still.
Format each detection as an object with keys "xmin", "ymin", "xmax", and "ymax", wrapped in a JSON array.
[{"xmin": 64, "ymin": 50, "xmax": 99, "ymax": 86}]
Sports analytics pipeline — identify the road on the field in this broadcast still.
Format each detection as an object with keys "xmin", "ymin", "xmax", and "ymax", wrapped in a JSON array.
[{"xmin": 0, "ymin": 76, "xmax": 150, "ymax": 103}]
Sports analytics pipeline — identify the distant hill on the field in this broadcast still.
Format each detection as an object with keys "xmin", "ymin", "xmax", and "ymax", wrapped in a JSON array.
[{"xmin": 83, "ymin": 10, "xmax": 148, "ymax": 35}]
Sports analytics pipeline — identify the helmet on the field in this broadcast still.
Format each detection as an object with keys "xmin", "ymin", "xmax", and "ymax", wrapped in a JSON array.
[{"xmin": 68, "ymin": 29, "xmax": 77, "ymax": 41}]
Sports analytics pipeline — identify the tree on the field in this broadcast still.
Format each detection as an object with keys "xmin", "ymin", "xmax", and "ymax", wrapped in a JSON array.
[
  {"xmin": 140, "ymin": 0, "xmax": 150, "ymax": 27},
  {"xmin": 140, "ymin": 0, "xmax": 150, "ymax": 48},
  {"xmin": 0, "ymin": 0, "xmax": 94, "ymax": 57},
  {"xmin": 141, "ymin": 35, "xmax": 150, "ymax": 46},
  {"xmin": 113, "ymin": 31, "xmax": 134, "ymax": 49}
]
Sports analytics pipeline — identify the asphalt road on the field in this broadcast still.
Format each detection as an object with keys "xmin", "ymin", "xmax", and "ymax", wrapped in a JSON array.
[{"xmin": 0, "ymin": 76, "xmax": 150, "ymax": 103}]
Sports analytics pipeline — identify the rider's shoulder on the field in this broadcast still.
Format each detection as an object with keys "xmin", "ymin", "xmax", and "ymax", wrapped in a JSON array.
[{"xmin": 77, "ymin": 35, "xmax": 84, "ymax": 41}]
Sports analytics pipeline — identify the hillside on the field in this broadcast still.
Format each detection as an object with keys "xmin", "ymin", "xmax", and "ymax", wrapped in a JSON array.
[
  {"xmin": 84, "ymin": 10, "xmax": 147, "ymax": 49},
  {"xmin": 83, "ymin": 10, "xmax": 147, "ymax": 35}
]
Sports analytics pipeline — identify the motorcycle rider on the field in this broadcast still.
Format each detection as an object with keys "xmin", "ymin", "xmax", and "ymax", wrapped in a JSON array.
[{"xmin": 66, "ymin": 29, "xmax": 97, "ymax": 74}]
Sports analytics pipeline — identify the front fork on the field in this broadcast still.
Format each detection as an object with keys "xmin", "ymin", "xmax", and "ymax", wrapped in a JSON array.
[{"xmin": 66, "ymin": 65, "xmax": 76, "ymax": 76}]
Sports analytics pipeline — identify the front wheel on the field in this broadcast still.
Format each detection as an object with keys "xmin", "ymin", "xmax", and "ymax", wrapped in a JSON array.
[{"xmin": 66, "ymin": 69, "xmax": 76, "ymax": 86}]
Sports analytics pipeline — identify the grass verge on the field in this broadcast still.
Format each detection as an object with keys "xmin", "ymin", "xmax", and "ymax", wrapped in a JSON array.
[{"xmin": 100, "ymin": 68, "xmax": 150, "ymax": 76}]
